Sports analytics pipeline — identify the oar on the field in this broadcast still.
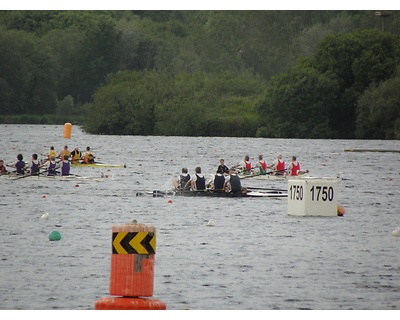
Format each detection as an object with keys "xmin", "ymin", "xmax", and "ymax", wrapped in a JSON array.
[
  {"xmin": 240, "ymin": 169, "xmax": 287, "ymax": 179},
  {"xmin": 13, "ymin": 171, "xmax": 43, "ymax": 180},
  {"xmin": 38, "ymin": 169, "xmax": 60, "ymax": 176},
  {"xmin": 246, "ymin": 186, "xmax": 287, "ymax": 192},
  {"xmin": 12, "ymin": 174, "xmax": 30, "ymax": 180}
]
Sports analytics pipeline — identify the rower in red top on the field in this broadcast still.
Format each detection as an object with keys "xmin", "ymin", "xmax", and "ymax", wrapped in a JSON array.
[
  {"xmin": 232, "ymin": 155, "xmax": 252, "ymax": 175},
  {"xmin": 254, "ymin": 155, "xmax": 267, "ymax": 175},
  {"xmin": 269, "ymin": 153, "xmax": 285, "ymax": 175},
  {"xmin": 0, "ymin": 159, "xmax": 8, "ymax": 175},
  {"xmin": 288, "ymin": 156, "xmax": 309, "ymax": 176},
  {"xmin": 288, "ymin": 156, "xmax": 300, "ymax": 176}
]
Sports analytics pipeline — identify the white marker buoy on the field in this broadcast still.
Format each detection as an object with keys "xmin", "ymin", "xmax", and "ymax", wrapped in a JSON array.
[
  {"xmin": 288, "ymin": 177, "xmax": 340, "ymax": 217},
  {"xmin": 41, "ymin": 212, "xmax": 49, "ymax": 220},
  {"xmin": 207, "ymin": 219, "xmax": 215, "ymax": 226},
  {"xmin": 391, "ymin": 228, "xmax": 400, "ymax": 237}
]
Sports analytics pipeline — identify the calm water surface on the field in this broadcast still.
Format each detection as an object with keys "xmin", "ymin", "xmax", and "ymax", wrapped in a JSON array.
[{"xmin": 0, "ymin": 124, "xmax": 399, "ymax": 310}]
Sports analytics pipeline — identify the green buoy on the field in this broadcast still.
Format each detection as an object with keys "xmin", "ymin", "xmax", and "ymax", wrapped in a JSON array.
[{"xmin": 49, "ymin": 230, "xmax": 61, "ymax": 241}]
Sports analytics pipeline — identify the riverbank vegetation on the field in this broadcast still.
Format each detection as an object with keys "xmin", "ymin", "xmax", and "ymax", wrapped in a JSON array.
[{"xmin": 1, "ymin": 11, "xmax": 400, "ymax": 139}]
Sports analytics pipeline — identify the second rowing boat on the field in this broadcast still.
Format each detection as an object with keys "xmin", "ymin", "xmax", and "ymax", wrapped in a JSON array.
[
  {"xmin": 4, "ymin": 174, "xmax": 106, "ymax": 182},
  {"xmin": 71, "ymin": 162, "xmax": 126, "ymax": 168}
]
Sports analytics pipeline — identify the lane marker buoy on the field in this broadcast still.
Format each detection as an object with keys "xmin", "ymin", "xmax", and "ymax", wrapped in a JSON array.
[
  {"xmin": 391, "ymin": 227, "xmax": 400, "ymax": 237},
  {"xmin": 207, "ymin": 219, "xmax": 215, "ymax": 226},
  {"xmin": 337, "ymin": 205, "xmax": 345, "ymax": 216},
  {"xmin": 41, "ymin": 212, "xmax": 49, "ymax": 220},
  {"xmin": 49, "ymin": 230, "xmax": 61, "ymax": 241}
]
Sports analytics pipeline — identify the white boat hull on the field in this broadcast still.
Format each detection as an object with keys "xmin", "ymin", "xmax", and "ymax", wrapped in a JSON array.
[{"xmin": 2, "ymin": 174, "xmax": 106, "ymax": 182}]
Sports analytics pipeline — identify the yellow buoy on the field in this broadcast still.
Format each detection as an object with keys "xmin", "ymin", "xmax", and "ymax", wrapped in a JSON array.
[{"xmin": 64, "ymin": 123, "xmax": 72, "ymax": 139}]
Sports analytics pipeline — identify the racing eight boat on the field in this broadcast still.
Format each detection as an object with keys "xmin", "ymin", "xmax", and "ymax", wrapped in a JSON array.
[
  {"xmin": 137, "ymin": 188, "xmax": 287, "ymax": 198},
  {"xmin": 71, "ymin": 162, "xmax": 126, "ymax": 168},
  {"xmin": 2, "ymin": 173, "xmax": 106, "ymax": 182}
]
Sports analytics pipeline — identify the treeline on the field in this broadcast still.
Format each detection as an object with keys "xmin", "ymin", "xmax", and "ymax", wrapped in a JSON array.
[{"xmin": 1, "ymin": 11, "xmax": 400, "ymax": 139}]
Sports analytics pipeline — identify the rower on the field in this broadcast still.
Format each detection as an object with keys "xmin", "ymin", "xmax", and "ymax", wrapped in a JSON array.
[
  {"xmin": 186, "ymin": 166, "xmax": 206, "ymax": 191},
  {"xmin": 25, "ymin": 154, "xmax": 41, "ymax": 176},
  {"xmin": 253, "ymin": 155, "xmax": 267, "ymax": 175},
  {"xmin": 70, "ymin": 147, "xmax": 82, "ymax": 163},
  {"xmin": 288, "ymin": 156, "xmax": 309, "ymax": 176},
  {"xmin": 58, "ymin": 145, "xmax": 71, "ymax": 160},
  {"xmin": 0, "ymin": 159, "xmax": 8, "ymax": 175},
  {"xmin": 40, "ymin": 156, "xmax": 59, "ymax": 176},
  {"xmin": 48, "ymin": 146, "xmax": 57, "ymax": 160},
  {"xmin": 268, "ymin": 153, "xmax": 286, "ymax": 175},
  {"xmin": 10, "ymin": 154, "xmax": 26, "ymax": 175},
  {"xmin": 231, "ymin": 155, "xmax": 253, "ymax": 175},
  {"xmin": 60, "ymin": 155, "xmax": 71, "ymax": 176},
  {"xmin": 224, "ymin": 169, "xmax": 246, "ymax": 194},
  {"xmin": 208, "ymin": 167, "xmax": 226, "ymax": 190},
  {"xmin": 217, "ymin": 159, "xmax": 229, "ymax": 175},
  {"xmin": 82, "ymin": 146, "xmax": 95, "ymax": 164},
  {"xmin": 173, "ymin": 167, "xmax": 191, "ymax": 190}
]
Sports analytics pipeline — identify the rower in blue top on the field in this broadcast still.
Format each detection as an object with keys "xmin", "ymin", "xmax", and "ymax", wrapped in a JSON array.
[{"xmin": 186, "ymin": 166, "xmax": 206, "ymax": 191}]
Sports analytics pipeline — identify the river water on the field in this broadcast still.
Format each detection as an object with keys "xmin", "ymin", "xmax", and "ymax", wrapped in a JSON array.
[{"xmin": 0, "ymin": 124, "xmax": 400, "ymax": 311}]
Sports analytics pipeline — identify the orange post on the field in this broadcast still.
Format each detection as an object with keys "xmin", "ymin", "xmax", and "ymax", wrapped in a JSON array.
[
  {"xmin": 95, "ymin": 221, "xmax": 166, "ymax": 310},
  {"xmin": 64, "ymin": 123, "xmax": 72, "ymax": 139}
]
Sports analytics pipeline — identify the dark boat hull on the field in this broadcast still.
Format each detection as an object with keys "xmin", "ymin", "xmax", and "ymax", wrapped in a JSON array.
[{"xmin": 144, "ymin": 189, "xmax": 287, "ymax": 198}]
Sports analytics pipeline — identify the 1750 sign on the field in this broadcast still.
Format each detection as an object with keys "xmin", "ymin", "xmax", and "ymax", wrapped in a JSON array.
[{"xmin": 289, "ymin": 185, "xmax": 334, "ymax": 201}]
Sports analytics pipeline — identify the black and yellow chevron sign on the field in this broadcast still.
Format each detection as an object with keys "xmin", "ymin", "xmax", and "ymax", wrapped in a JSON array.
[{"xmin": 112, "ymin": 232, "xmax": 156, "ymax": 255}]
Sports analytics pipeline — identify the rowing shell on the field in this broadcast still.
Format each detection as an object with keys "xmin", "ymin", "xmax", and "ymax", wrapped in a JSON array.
[
  {"xmin": 239, "ymin": 172, "xmax": 308, "ymax": 180},
  {"xmin": 71, "ymin": 162, "xmax": 126, "ymax": 168},
  {"xmin": 4, "ymin": 174, "xmax": 106, "ymax": 181},
  {"xmin": 137, "ymin": 189, "xmax": 287, "ymax": 198}
]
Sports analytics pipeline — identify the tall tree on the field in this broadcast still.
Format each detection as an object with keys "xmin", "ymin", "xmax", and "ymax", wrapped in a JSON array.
[
  {"xmin": 0, "ymin": 28, "xmax": 57, "ymax": 114},
  {"xmin": 257, "ymin": 63, "xmax": 339, "ymax": 138},
  {"xmin": 356, "ymin": 74, "xmax": 400, "ymax": 139},
  {"xmin": 312, "ymin": 29, "xmax": 400, "ymax": 138}
]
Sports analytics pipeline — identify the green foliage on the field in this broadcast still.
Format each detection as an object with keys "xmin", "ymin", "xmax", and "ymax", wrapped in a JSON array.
[
  {"xmin": 311, "ymin": 29, "xmax": 400, "ymax": 137},
  {"xmin": 1, "ymin": 11, "xmax": 400, "ymax": 139},
  {"xmin": 0, "ymin": 27, "xmax": 57, "ymax": 115},
  {"xmin": 83, "ymin": 70, "xmax": 168, "ymax": 135},
  {"xmin": 257, "ymin": 64, "xmax": 339, "ymax": 138},
  {"xmin": 154, "ymin": 72, "xmax": 264, "ymax": 137},
  {"xmin": 356, "ymin": 74, "xmax": 400, "ymax": 139},
  {"xmin": 84, "ymin": 70, "xmax": 264, "ymax": 136}
]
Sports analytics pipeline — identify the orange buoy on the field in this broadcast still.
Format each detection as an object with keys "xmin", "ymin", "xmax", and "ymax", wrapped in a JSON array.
[
  {"xmin": 337, "ymin": 205, "xmax": 345, "ymax": 216},
  {"xmin": 95, "ymin": 297, "xmax": 166, "ymax": 310},
  {"xmin": 64, "ymin": 123, "xmax": 72, "ymax": 139},
  {"xmin": 42, "ymin": 195, "xmax": 46, "ymax": 198},
  {"xmin": 168, "ymin": 200, "xmax": 173, "ymax": 204},
  {"xmin": 109, "ymin": 223, "xmax": 156, "ymax": 297},
  {"xmin": 95, "ymin": 221, "xmax": 166, "ymax": 310}
]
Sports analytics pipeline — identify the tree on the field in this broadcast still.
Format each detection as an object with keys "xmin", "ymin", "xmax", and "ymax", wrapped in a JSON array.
[
  {"xmin": 356, "ymin": 74, "xmax": 400, "ymax": 139},
  {"xmin": 83, "ymin": 70, "xmax": 168, "ymax": 135},
  {"xmin": 41, "ymin": 27, "xmax": 85, "ymax": 102},
  {"xmin": 312, "ymin": 29, "xmax": 400, "ymax": 138},
  {"xmin": 154, "ymin": 71, "xmax": 264, "ymax": 137},
  {"xmin": 0, "ymin": 28, "xmax": 57, "ymax": 114},
  {"xmin": 257, "ymin": 64, "xmax": 339, "ymax": 138}
]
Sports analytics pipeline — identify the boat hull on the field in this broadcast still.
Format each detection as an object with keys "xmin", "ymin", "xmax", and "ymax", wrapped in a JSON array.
[
  {"xmin": 71, "ymin": 162, "xmax": 126, "ymax": 168},
  {"xmin": 3, "ymin": 174, "xmax": 106, "ymax": 181},
  {"xmin": 239, "ymin": 172, "xmax": 308, "ymax": 180},
  {"xmin": 138, "ymin": 189, "xmax": 287, "ymax": 198}
]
